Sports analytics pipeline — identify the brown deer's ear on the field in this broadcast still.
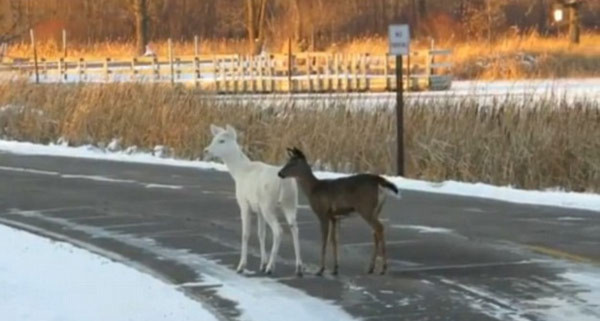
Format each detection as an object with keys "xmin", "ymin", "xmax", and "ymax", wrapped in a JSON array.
[
  {"xmin": 293, "ymin": 147, "xmax": 306, "ymax": 160},
  {"xmin": 286, "ymin": 148, "xmax": 295, "ymax": 157}
]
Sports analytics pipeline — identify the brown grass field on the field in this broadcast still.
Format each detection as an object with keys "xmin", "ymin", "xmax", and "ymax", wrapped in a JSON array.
[
  {"xmin": 1, "ymin": 82, "xmax": 598, "ymax": 192},
  {"xmin": 4, "ymin": 33, "xmax": 600, "ymax": 80}
]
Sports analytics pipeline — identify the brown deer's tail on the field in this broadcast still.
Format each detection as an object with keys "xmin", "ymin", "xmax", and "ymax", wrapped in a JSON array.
[{"xmin": 377, "ymin": 176, "xmax": 400, "ymax": 195}]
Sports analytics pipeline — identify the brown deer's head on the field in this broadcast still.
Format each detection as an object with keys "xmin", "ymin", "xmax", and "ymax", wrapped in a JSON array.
[{"xmin": 278, "ymin": 147, "xmax": 311, "ymax": 179}]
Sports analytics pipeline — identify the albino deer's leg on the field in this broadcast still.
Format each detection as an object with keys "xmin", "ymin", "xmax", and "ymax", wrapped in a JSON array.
[
  {"xmin": 331, "ymin": 219, "xmax": 339, "ymax": 275},
  {"xmin": 263, "ymin": 206, "xmax": 281, "ymax": 274},
  {"xmin": 237, "ymin": 201, "xmax": 251, "ymax": 273},
  {"xmin": 283, "ymin": 206, "xmax": 303, "ymax": 276},
  {"xmin": 316, "ymin": 219, "xmax": 330, "ymax": 276},
  {"xmin": 257, "ymin": 214, "xmax": 267, "ymax": 272}
]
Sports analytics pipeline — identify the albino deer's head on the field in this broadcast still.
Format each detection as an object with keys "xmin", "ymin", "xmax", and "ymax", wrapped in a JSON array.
[{"xmin": 203, "ymin": 124, "xmax": 240, "ymax": 161}]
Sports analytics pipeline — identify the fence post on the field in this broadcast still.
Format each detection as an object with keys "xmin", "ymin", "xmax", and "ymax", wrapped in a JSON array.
[
  {"xmin": 30, "ymin": 29, "xmax": 39, "ymax": 84},
  {"xmin": 384, "ymin": 55, "xmax": 390, "ymax": 91},
  {"xmin": 41, "ymin": 58, "xmax": 47, "ymax": 79},
  {"xmin": 269, "ymin": 56, "xmax": 275, "ymax": 92},
  {"xmin": 287, "ymin": 38, "xmax": 293, "ymax": 93},
  {"xmin": 58, "ymin": 58, "xmax": 64, "ymax": 82},
  {"xmin": 364, "ymin": 54, "xmax": 371, "ymax": 91},
  {"xmin": 168, "ymin": 38, "xmax": 174, "ymax": 85},
  {"xmin": 194, "ymin": 35, "xmax": 199, "ymax": 57},
  {"xmin": 152, "ymin": 57, "xmax": 159, "ymax": 81},
  {"xmin": 131, "ymin": 58, "xmax": 138, "ymax": 81},
  {"xmin": 257, "ymin": 55, "xmax": 264, "ymax": 92},
  {"xmin": 175, "ymin": 58, "xmax": 181, "ymax": 79},
  {"xmin": 104, "ymin": 57, "xmax": 110, "ymax": 82},
  {"xmin": 78, "ymin": 58, "xmax": 85, "ymax": 81},
  {"xmin": 194, "ymin": 56, "xmax": 201, "ymax": 88}
]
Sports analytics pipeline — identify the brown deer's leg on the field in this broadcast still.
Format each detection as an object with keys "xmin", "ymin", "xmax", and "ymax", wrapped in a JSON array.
[
  {"xmin": 316, "ymin": 219, "xmax": 330, "ymax": 276},
  {"xmin": 331, "ymin": 218, "xmax": 339, "ymax": 275},
  {"xmin": 368, "ymin": 230, "xmax": 379, "ymax": 274},
  {"xmin": 375, "ymin": 220, "xmax": 387, "ymax": 275}
]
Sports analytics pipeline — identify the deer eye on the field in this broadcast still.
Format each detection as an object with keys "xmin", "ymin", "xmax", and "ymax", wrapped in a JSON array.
[{"xmin": 218, "ymin": 139, "xmax": 225, "ymax": 144}]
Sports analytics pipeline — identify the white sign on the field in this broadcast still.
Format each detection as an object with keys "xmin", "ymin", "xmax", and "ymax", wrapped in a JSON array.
[{"xmin": 388, "ymin": 25, "xmax": 410, "ymax": 55}]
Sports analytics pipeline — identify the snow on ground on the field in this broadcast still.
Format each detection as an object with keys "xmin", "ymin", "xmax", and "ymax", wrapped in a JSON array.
[
  {"xmin": 0, "ymin": 224, "xmax": 219, "ymax": 321},
  {"xmin": 3, "ymin": 209, "xmax": 360, "ymax": 321},
  {"xmin": 391, "ymin": 225, "xmax": 454, "ymax": 234},
  {"xmin": 0, "ymin": 139, "xmax": 598, "ymax": 212}
]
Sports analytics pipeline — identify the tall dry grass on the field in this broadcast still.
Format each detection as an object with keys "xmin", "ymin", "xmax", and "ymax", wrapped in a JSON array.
[
  {"xmin": 6, "ymin": 33, "xmax": 599, "ymax": 80},
  {"xmin": 1, "ymin": 82, "xmax": 598, "ymax": 192}
]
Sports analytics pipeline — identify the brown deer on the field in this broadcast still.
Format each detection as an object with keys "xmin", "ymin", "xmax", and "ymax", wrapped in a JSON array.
[{"xmin": 278, "ymin": 147, "xmax": 400, "ymax": 275}]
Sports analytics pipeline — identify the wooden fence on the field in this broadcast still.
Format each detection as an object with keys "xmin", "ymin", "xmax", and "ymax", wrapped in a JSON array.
[{"xmin": 4, "ymin": 49, "xmax": 452, "ymax": 93}]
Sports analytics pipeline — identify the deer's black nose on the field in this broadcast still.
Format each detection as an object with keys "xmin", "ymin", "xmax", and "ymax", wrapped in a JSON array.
[{"xmin": 277, "ymin": 171, "xmax": 284, "ymax": 178}]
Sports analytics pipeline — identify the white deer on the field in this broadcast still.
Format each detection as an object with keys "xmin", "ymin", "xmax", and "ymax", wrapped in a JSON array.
[{"xmin": 203, "ymin": 124, "xmax": 303, "ymax": 276}]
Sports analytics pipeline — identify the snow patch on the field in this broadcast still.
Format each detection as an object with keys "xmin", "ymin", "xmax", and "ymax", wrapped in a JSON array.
[
  {"xmin": 0, "ymin": 224, "xmax": 218, "ymax": 321},
  {"xmin": 391, "ymin": 225, "xmax": 454, "ymax": 234}
]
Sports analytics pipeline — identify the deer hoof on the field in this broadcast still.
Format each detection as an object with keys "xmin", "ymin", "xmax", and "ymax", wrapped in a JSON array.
[
  {"xmin": 367, "ymin": 267, "xmax": 374, "ymax": 274},
  {"xmin": 295, "ymin": 265, "xmax": 303, "ymax": 277},
  {"xmin": 259, "ymin": 264, "xmax": 267, "ymax": 273},
  {"xmin": 315, "ymin": 268, "xmax": 325, "ymax": 277}
]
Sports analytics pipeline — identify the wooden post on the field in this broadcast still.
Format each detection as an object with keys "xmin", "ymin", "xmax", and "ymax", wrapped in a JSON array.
[
  {"xmin": 131, "ymin": 58, "xmax": 138, "ymax": 81},
  {"xmin": 58, "ymin": 58, "xmax": 64, "ymax": 81},
  {"xmin": 364, "ymin": 54, "xmax": 371, "ymax": 91},
  {"xmin": 269, "ymin": 56, "xmax": 275, "ymax": 92},
  {"xmin": 104, "ymin": 57, "xmax": 110, "ymax": 82},
  {"xmin": 334, "ymin": 54, "xmax": 341, "ymax": 91},
  {"xmin": 41, "ymin": 58, "xmax": 47, "ymax": 79},
  {"xmin": 194, "ymin": 56, "xmax": 201, "ymax": 88},
  {"xmin": 353, "ymin": 55, "xmax": 359, "ymax": 91},
  {"xmin": 257, "ymin": 56, "xmax": 264, "ymax": 92},
  {"xmin": 30, "ymin": 29, "xmax": 39, "ymax": 84},
  {"xmin": 62, "ymin": 29, "xmax": 67, "ymax": 57},
  {"xmin": 384, "ymin": 55, "xmax": 390, "ymax": 91},
  {"xmin": 287, "ymin": 38, "xmax": 293, "ymax": 93},
  {"xmin": 194, "ymin": 35, "xmax": 199, "ymax": 56},
  {"xmin": 152, "ymin": 57, "xmax": 159, "ymax": 80},
  {"xmin": 233, "ymin": 56, "xmax": 239, "ymax": 93},
  {"xmin": 78, "ymin": 58, "xmax": 85, "ymax": 81},
  {"xmin": 395, "ymin": 54, "xmax": 404, "ymax": 176},
  {"xmin": 168, "ymin": 38, "xmax": 174, "ymax": 85},
  {"xmin": 306, "ymin": 54, "xmax": 312, "ymax": 92},
  {"xmin": 213, "ymin": 57, "xmax": 220, "ymax": 92},
  {"xmin": 325, "ymin": 55, "xmax": 332, "ymax": 92}
]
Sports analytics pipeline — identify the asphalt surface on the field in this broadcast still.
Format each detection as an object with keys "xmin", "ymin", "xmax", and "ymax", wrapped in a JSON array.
[{"xmin": 1, "ymin": 152, "xmax": 599, "ymax": 321}]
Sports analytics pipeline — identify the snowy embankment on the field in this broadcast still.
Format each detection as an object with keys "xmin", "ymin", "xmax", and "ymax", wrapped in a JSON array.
[
  {"xmin": 0, "ymin": 224, "xmax": 219, "ymax": 321},
  {"xmin": 1, "ymin": 139, "xmax": 598, "ymax": 212}
]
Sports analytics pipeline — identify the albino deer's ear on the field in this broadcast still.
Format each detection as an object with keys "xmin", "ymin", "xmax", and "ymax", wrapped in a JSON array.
[
  {"xmin": 225, "ymin": 124, "xmax": 237, "ymax": 139},
  {"xmin": 210, "ymin": 124, "xmax": 224, "ymax": 136}
]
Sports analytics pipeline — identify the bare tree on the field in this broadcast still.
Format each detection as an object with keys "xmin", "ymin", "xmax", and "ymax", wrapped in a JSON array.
[
  {"xmin": 0, "ymin": 0, "xmax": 27, "ymax": 43},
  {"xmin": 246, "ymin": 0, "xmax": 268, "ymax": 54},
  {"xmin": 132, "ymin": 0, "xmax": 149, "ymax": 56}
]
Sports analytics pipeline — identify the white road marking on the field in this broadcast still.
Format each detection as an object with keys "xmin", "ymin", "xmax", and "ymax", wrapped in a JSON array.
[{"xmin": 0, "ymin": 165, "xmax": 185, "ymax": 190}]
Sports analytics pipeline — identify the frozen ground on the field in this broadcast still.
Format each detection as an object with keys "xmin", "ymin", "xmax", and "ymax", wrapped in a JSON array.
[
  {"xmin": 0, "ymin": 224, "xmax": 219, "ymax": 321},
  {"xmin": 0, "ymin": 139, "xmax": 598, "ymax": 212}
]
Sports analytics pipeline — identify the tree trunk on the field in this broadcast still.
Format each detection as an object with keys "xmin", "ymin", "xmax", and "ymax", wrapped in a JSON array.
[
  {"xmin": 133, "ymin": 0, "xmax": 148, "ymax": 56},
  {"xmin": 246, "ymin": 0, "xmax": 268, "ymax": 54}
]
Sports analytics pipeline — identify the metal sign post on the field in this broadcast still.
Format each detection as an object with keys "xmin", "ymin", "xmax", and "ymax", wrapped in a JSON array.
[{"xmin": 389, "ymin": 25, "xmax": 410, "ymax": 176}]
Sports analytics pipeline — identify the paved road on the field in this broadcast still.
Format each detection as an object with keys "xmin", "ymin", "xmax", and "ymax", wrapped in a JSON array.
[{"xmin": 1, "ymin": 152, "xmax": 599, "ymax": 321}]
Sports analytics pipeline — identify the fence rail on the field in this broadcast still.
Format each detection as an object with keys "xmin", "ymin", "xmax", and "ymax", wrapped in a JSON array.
[{"xmin": 2, "ymin": 49, "xmax": 452, "ymax": 93}]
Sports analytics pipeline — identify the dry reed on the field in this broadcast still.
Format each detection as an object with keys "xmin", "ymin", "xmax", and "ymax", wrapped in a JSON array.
[{"xmin": 0, "ymin": 82, "xmax": 598, "ymax": 192}]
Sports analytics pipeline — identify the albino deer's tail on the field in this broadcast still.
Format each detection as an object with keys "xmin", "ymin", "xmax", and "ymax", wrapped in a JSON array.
[{"xmin": 377, "ymin": 176, "xmax": 401, "ymax": 199}]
